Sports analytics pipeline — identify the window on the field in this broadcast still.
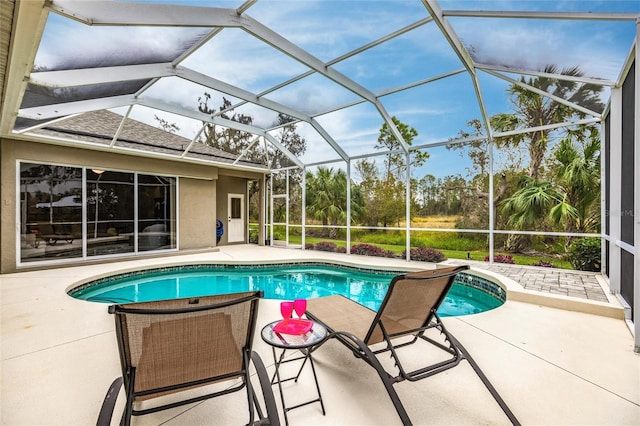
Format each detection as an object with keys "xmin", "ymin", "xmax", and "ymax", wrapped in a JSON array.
[
  {"xmin": 86, "ymin": 169, "xmax": 135, "ymax": 256},
  {"xmin": 19, "ymin": 163, "xmax": 83, "ymax": 262},
  {"xmin": 18, "ymin": 162, "xmax": 178, "ymax": 263},
  {"xmin": 138, "ymin": 174, "xmax": 177, "ymax": 252}
]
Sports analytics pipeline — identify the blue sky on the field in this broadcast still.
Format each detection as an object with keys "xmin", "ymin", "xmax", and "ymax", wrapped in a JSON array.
[{"xmin": 33, "ymin": 0, "xmax": 640, "ymax": 180}]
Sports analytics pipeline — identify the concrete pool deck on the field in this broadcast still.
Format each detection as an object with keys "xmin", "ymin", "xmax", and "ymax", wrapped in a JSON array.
[{"xmin": 1, "ymin": 245, "xmax": 638, "ymax": 425}]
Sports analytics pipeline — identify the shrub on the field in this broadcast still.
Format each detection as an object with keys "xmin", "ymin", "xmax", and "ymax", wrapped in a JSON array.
[
  {"xmin": 402, "ymin": 247, "xmax": 447, "ymax": 263},
  {"xmin": 566, "ymin": 238, "xmax": 601, "ymax": 271},
  {"xmin": 248, "ymin": 229, "xmax": 259, "ymax": 244},
  {"xmin": 304, "ymin": 243, "xmax": 315, "ymax": 250},
  {"xmin": 336, "ymin": 246, "xmax": 347, "ymax": 253},
  {"xmin": 484, "ymin": 254, "xmax": 515, "ymax": 264},
  {"xmin": 531, "ymin": 260, "xmax": 556, "ymax": 268},
  {"xmin": 350, "ymin": 243, "xmax": 386, "ymax": 257},
  {"xmin": 314, "ymin": 241, "xmax": 337, "ymax": 252},
  {"xmin": 383, "ymin": 249, "xmax": 398, "ymax": 258}
]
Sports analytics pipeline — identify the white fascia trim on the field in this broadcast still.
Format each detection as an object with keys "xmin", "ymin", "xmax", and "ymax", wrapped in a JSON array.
[
  {"xmin": 0, "ymin": 0, "xmax": 49, "ymax": 135},
  {"xmin": 13, "ymin": 130, "xmax": 268, "ymax": 173}
]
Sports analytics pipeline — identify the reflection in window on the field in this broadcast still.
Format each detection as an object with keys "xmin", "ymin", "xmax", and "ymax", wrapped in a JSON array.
[
  {"xmin": 19, "ymin": 163, "xmax": 83, "ymax": 262},
  {"xmin": 19, "ymin": 163, "xmax": 179, "ymax": 263},
  {"xmin": 138, "ymin": 174, "xmax": 177, "ymax": 252},
  {"xmin": 231, "ymin": 197, "xmax": 242, "ymax": 219},
  {"xmin": 86, "ymin": 169, "xmax": 135, "ymax": 256}
]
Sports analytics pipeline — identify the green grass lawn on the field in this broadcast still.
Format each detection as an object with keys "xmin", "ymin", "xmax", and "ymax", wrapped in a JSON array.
[{"xmin": 286, "ymin": 235, "xmax": 572, "ymax": 269}]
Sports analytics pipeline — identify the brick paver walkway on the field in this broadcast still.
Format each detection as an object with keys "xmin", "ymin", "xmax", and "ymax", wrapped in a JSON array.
[{"xmin": 448, "ymin": 260, "xmax": 609, "ymax": 303}]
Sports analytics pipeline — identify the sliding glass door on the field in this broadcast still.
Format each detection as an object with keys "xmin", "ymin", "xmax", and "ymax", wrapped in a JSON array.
[{"xmin": 19, "ymin": 162, "xmax": 177, "ymax": 264}]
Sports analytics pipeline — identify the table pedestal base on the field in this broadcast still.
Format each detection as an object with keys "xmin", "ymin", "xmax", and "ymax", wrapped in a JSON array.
[{"xmin": 270, "ymin": 346, "xmax": 326, "ymax": 425}]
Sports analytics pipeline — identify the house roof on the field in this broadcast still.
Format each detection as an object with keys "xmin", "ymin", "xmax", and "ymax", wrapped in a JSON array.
[{"xmin": 27, "ymin": 109, "xmax": 265, "ymax": 168}]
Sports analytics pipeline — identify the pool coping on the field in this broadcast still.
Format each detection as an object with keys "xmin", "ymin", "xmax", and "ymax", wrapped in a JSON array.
[
  {"xmin": 66, "ymin": 256, "xmax": 624, "ymax": 319},
  {"xmin": 464, "ymin": 265, "xmax": 625, "ymax": 319},
  {"xmin": 68, "ymin": 260, "xmax": 506, "ymax": 309}
]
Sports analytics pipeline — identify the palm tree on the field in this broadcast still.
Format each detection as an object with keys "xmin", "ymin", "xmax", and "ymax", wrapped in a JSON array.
[
  {"xmin": 492, "ymin": 65, "xmax": 603, "ymax": 180},
  {"xmin": 549, "ymin": 127, "xmax": 601, "ymax": 249},
  {"xmin": 306, "ymin": 167, "xmax": 348, "ymax": 238},
  {"xmin": 501, "ymin": 126, "xmax": 601, "ymax": 252},
  {"xmin": 490, "ymin": 65, "xmax": 603, "ymax": 252},
  {"xmin": 501, "ymin": 176, "xmax": 564, "ymax": 230}
]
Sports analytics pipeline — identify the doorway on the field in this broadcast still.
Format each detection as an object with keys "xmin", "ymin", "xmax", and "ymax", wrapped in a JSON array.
[{"xmin": 227, "ymin": 194, "xmax": 245, "ymax": 242}]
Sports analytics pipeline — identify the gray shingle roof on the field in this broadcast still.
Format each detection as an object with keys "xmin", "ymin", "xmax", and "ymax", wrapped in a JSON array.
[{"xmin": 30, "ymin": 110, "xmax": 266, "ymax": 169}]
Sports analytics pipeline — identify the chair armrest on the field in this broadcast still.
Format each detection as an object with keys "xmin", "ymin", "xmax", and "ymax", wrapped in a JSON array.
[
  {"xmin": 96, "ymin": 377, "xmax": 123, "ymax": 426},
  {"xmin": 250, "ymin": 351, "xmax": 280, "ymax": 426}
]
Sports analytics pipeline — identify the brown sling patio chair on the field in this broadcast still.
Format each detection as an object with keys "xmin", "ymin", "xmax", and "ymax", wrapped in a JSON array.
[
  {"xmin": 306, "ymin": 265, "xmax": 520, "ymax": 426},
  {"xmin": 97, "ymin": 291, "xmax": 280, "ymax": 426}
]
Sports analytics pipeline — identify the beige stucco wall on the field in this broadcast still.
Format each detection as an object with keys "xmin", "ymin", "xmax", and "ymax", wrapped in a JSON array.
[
  {"xmin": 0, "ymin": 138, "xmax": 264, "ymax": 273},
  {"xmin": 178, "ymin": 177, "xmax": 217, "ymax": 249},
  {"xmin": 216, "ymin": 174, "xmax": 249, "ymax": 245}
]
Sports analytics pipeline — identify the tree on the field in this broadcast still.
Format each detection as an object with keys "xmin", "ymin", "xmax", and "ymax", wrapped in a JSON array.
[
  {"xmin": 492, "ymin": 65, "xmax": 603, "ymax": 180},
  {"xmin": 354, "ymin": 158, "xmax": 381, "ymax": 226},
  {"xmin": 452, "ymin": 65, "xmax": 603, "ymax": 252},
  {"xmin": 198, "ymin": 95, "xmax": 255, "ymax": 155},
  {"xmin": 375, "ymin": 116, "xmax": 428, "ymax": 182},
  {"xmin": 500, "ymin": 126, "xmax": 601, "ymax": 252},
  {"xmin": 500, "ymin": 176, "xmax": 564, "ymax": 232},
  {"xmin": 264, "ymin": 114, "xmax": 308, "ymax": 222},
  {"xmin": 549, "ymin": 126, "xmax": 601, "ymax": 248},
  {"xmin": 306, "ymin": 167, "xmax": 349, "ymax": 237},
  {"xmin": 154, "ymin": 115, "xmax": 180, "ymax": 134},
  {"xmin": 197, "ymin": 97, "xmax": 308, "ymax": 227},
  {"xmin": 268, "ymin": 114, "xmax": 307, "ymax": 171}
]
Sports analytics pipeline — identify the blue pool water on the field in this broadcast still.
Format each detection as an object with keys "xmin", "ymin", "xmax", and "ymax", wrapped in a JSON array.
[{"xmin": 70, "ymin": 264, "xmax": 504, "ymax": 317}]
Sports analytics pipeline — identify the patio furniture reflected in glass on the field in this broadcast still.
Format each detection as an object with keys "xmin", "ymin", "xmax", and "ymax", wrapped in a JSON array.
[
  {"xmin": 97, "ymin": 291, "xmax": 279, "ymax": 426},
  {"xmin": 306, "ymin": 265, "xmax": 520, "ymax": 426},
  {"xmin": 86, "ymin": 169, "xmax": 135, "ymax": 256}
]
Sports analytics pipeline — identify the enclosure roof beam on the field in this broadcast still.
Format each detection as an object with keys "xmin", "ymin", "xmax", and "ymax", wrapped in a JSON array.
[
  {"xmin": 138, "ymin": 98, "xmax": 303, "ymax": 169},
  {"xmin": 442, "ymin": 10, "xmax": 640, "ymax": 21},
  {"xmin": 476, "ymin": 63, "xmax": 617, "ymax": 87},
  {"xmin": 263, "ymin": 133, "xmax": 304, "ymax": 169},
  {"xmin": 483, "ymin": 69, "xmax": 603, "ymax": 118},
  {"xmin": 29, "ymin": 63, "xmax": 315, "ymax": 124},
  {"xmin": 28, "ymin": 63, "xmax": 175, "ymax": 88},
  {"xmin": 48, "ymin": 1, "xmax": 243, "ymax": 27},
  {"xmin": 493, "ymin": 117, "xmax": 601, "ymax": 139},
  {"xmin": 18, "ymin": 95, "xmax": 135, "ymax": 120},
  {"xmin": 308, "ymin": 119, "xmax": 349, "ymax": 161},
  {"xmin": 421, "ymin": 0, "xmax": 494, "ymax": 140}
]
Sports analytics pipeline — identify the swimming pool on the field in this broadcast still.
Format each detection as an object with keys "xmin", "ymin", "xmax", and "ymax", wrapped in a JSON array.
[{"xmin": 69, "ymin": 263, "xmax": 506, "ymax": 317}]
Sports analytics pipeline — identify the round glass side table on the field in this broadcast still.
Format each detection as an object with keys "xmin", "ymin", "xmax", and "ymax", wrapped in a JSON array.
[{"xmin": 261, "ymin": 320, "xmax": 328, "ymax": 425}]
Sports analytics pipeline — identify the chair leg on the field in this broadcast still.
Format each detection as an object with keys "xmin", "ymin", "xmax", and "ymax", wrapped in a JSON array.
[
  {"xmin": 245, "ymin": 350, "xmax": 256, "ymax": 426},
  {"xmin": 331, "ymin": 331, "xmax": 413, "ymax": 426},
  {"xmin": 449, "ymin": 335, "xmax": 521, "ymax": 426},
  {"xmin": 250, "ymin": 351, "xmax": 281, "ymax": 426},
  {"xmin": 96, "ymin": 377, "xmax": 123, "ymax": 426}
]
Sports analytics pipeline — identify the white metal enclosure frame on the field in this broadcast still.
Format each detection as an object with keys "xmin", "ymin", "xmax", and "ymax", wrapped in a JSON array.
[{"xmin": 1, "ymin": 1, "xmax": 639, "ymax": 351}]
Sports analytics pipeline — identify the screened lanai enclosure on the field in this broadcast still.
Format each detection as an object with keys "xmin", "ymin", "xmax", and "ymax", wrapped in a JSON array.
[{"xmin": 0, "ymin": 0, "xmax": 639, "ymax": 347}]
